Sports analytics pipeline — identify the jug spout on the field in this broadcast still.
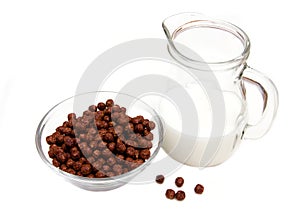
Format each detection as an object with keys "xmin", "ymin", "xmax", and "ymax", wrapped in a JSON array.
[
  {"xmin": 162, "ymin": 13, "xmax": 214, "ymax": 70},
  {"xmin": 162, "ymin": 12, "xmax": 208, "ymax": 42}
]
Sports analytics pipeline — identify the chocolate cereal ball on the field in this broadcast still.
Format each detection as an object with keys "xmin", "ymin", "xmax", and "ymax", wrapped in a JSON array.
[
  {"xmin": 155, "ymin": 175, "xmax": 165, "ymax": 184},
  {"xmin": 175, "ymin": 177, "xmax": 184, "ymax": 187},
  {"xmin": 194, "ymin": 184, "xmax": 204, "ymax": 194},
  {"xmin": 165, "ymin": 189, "xmax": 176, "ymax": 200},
  {"xmin": 175, "ymin": 190, "xmax": 185, "ymax": 201}
]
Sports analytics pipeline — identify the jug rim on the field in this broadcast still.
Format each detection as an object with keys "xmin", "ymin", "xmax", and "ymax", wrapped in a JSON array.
[{"xmin": 162, "ymin": 12, "xmax": 251, "ymax": 69}]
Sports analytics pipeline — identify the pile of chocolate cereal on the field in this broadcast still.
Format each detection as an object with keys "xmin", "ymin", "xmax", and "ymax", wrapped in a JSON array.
[{"xmin": 46, "ymin": 99, "xmax": 156, "ymax": 178}]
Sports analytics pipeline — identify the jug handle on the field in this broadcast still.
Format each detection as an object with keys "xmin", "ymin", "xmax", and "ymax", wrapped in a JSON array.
[{"xmin": 242, "ymin": 66, "xmax": 279, "ymax": 139}]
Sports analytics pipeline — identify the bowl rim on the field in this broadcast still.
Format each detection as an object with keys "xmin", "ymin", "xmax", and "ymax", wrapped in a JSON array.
[{"xmin": 35, "ymin": 90, "xmax": 163, "ymax": 184}]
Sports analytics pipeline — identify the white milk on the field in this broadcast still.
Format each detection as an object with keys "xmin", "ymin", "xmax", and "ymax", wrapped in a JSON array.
[{"xmin": 159, "ymin": 84, "xmax": 246, "ymax": 167}]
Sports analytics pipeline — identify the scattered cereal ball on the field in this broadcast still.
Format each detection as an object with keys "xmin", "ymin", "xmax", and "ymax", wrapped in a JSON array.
[
  {"xmin": 175, "ymin": 177, "xmax": 184, "ymax": 187},
  {"xmin": 155, "ymin": 175, "xmax": 165, "ymax": 184},
  {"xmin": 175, "ymin": 190, "xmax": 185, "ymax": 201},
  {"xmin": 165, "ymin": 189, "xmax": 176, "ymax": 200},
  {"xmin": 194, "ymin": 184, "xmax": 204, "ymax": 194}
]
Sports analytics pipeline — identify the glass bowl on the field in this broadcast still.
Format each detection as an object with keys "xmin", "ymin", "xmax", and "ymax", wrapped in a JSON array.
[{"xmin": 35, "ymin": 91, "xmax": 163, "ymax": 191}]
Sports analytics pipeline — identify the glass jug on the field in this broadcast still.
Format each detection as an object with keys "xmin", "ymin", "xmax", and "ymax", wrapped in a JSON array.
[{"xmin": 159, "ymin": 13, "xmax": 279, "ymax": 167}]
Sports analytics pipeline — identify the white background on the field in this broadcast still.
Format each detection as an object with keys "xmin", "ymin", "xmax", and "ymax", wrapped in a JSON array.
[{"xmin": 0, "ymin": 0, "xmax": 299, "ymax": 218}]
